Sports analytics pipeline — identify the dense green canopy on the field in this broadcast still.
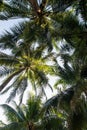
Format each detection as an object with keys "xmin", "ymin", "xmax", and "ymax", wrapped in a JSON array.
[{"xmin": 0, "ymin": 0, "xmax": 87, "ymax": 130}]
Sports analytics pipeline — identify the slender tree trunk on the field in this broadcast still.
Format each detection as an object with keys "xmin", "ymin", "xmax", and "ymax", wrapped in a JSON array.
[
  {"xmin": 40, "ymin": 0, "xmax": 47, "ymax": 11},
  {"xmin": 28, "ymin": 0, "xmax": 41, "ymax": 15},
  {"xmin": 28, "ymin": 122, "xmax": 35, "ymax": 130}
]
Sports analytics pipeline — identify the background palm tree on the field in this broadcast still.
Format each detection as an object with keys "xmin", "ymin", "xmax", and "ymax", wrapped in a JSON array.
[
  {"xmin": 0, "ymin": 95, "xmax": 66, "ymax": 130},
  {"xmin": 0, "ymin": 95, "xmax": 42, "ymax": 130},
  {"xmin": 43, "ymin": 19, "xmax": 87, "ymax": 129}
]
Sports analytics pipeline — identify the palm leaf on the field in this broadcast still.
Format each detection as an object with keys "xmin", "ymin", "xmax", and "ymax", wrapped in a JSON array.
[
  {"xmin": 0, "ymin": 0, "xmax": 30, "ymax": 20},
  {"xmin": 5, "ymin": 74, "xmax": 27, "ymax": 103},
  {"xmin": 0, "ymin": 23, "xmax": 25, "ymax": 50},
  {"xmin": 43, "ymin": 87, "xmax": 74, "ymax": 110},
  {"xmin": 18, "ymin": 78, "xmax": 28, "ymax": 105},
  {"xmin": 42, "ymin": 115, "xmax": 65, "ymax": 130},
  {"xmin": 25, "ymin": 96, "xmax": 42, "ymax": 121},
  {"xmin": 0, "ymin": 68, "xmax": 24, "ymax": 92},
  {"xmin": 0, "ymin": 66, "xmax": 14, "ymax": 77},
  {"xmin": 0, "ymin": 104, "xmax": 24, "ymax": 122},
  {"xmin": 0, "ymin": 122, "xmax": 26, "ymax": 130},
  {"xmin": 11, "ymin": 101, "xmax": 26, "ymax": 121},
  {"xmin": 0, "ymin": 52, "xmax": 18, "ymax": 66}
]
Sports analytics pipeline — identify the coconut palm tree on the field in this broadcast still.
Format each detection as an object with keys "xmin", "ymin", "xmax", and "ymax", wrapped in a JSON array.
[
  {"xmin": 0, "ymin": 39, "xmax": 56, "ymax": 103},
  {"xmin": 44, "ymin": 88, "xmax": 87, "ymax": 130},
  {"xmin": 0, "ymin": 96, "xmax": 42, "ymax": 130},
  {"xmin": 0, "ymin": 0, "xmax": 86, "ymax": 52},
  {"xmin": 0, "ymin": 0, "xmax": 86, "ymax": 54},
  {"xmin": 0, "ymin": 0, "xmax": 55, "ymax": 51},
  {"xmin": 0, "ymin": 0, "xmax": 60, "ymax": 104},
  {"xmin": 43, "ymin": 25, "xmax": 87, "ymax": 129},
  {"xmin": 0, "ymin": 95, "xmax": 66, "ymax": 130}
]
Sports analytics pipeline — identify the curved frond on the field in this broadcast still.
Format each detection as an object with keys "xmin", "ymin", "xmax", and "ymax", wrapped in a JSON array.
[
  {"xmin": 43, "ymin": 87, "xmax": 74, "ymax": 110},
  {"xmin": 0, "ymin": 104, "xmax": 24, "ymax": 122},
  {"xmin": 0, "ymin": 52, "xmax": 18, "ymax": 66},
  {"xmin": 0, "ymin": 23, "xmax": 25, "ymax": 50},
  {"xmin": 0, "ymin": 122, "xmax": 26, "ymax": 130},
  {"xmin": 0, "ymin": 0, "xmax": 30, "ymax": 20},
  {"xmin": 0, "ymin": 68, "xmax": 24, "ymax": 92},
  {"xmin": 0, "ymin": 66, "xmax": 14, "ymax": 77}
]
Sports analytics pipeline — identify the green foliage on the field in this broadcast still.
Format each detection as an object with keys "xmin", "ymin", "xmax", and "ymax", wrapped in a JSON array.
[
  {"xmin": 0, "ymin": 43, "xmax": 55, "ymax": 103},
  {"xmin": 0, "ymin": 96, "xmax": 66, "ymax": 130},
  {"xmin": 0, "ymin": 0, "xmax": 87, "ymax": 130}
]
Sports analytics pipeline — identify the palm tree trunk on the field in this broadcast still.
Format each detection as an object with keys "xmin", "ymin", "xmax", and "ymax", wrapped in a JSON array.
[
  {"xmin": 28, "ymin": 122, "xmax": 35, "ymax": 130},
  {"xmin": 40, "ymin": 0, "xmax": 47, "ymax": 11},
  {"xmin": 28, "ymin": 0, "xmax": 41, "ymax": 15}
]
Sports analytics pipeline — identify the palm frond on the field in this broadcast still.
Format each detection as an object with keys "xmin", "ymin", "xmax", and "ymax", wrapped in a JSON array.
[
  {"xmin": 0, "ymin": 66, "xmax": 14, "ymax": 77},
  {"xmin": 43, "ymin": 87, "xmax": 74, "ymax": 110},
  {"xmin": 35, "ymin": 69, "xmax": 48, "ymax": 85},
  {"xmin": 76, "ymin": 0, "xmax": 87, "ymax": 25},
  {"xmin": 0, "ymin": 104, "xmax": 24, "ymax": 122},
  {"xmin": 25, "ymin": 96, "xmax": 42, "ymax": 121},
  {"xmin": 18, "ymin": 78, "xmax": 28, "ymax": 105},
  {"xmin": 52, "ymin": 0, "xmax": 78, "ymax": 12},
  {"xmin": 0, "ymin": 23, "xmax": 25, "ymax": 50},
  {"xmin": 0, "ymin": 52, "xmax": 18, "ymax": 66},
  {"xmin": 11, "ymin": 101, "xmax": 26, "ymax": 121},
  {"xmin": 0, "ymin": 121, "xmax": 6, "ymax": 127},
  {"xmin": 0, "ymin": 68, "xmax": 24, "ymax": 92},
  {"xmin": 56, "ymin": 64, "xmax": 76, "ymax": 85},
  {"xmin": 42, "ymin": 115, "xmax": 65, "ymax": 130},
  {"xmin": 0, "ymin": 0, "xmax": 30, "ymax": 20},
  {"xmin": 5, "ymin": 74, "xmax": 27, "ymax": 103},
  {"xmin": 0, "ymin": 122, "xmax": 26, "ymax": 130},
  {"xmin": 6, "ymin": 87, "xmax": 18, "ymax": 103},
  {"xmin": 0, "ymin": 74, "xmax": 24, "ymax": 95}
]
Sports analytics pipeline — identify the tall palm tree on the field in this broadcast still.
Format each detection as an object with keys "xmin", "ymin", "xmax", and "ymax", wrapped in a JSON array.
[
  {"xmin": 0, "ymin": 95, "xmax": 66, "ymax": 130},
  {"xmin": 44, "ymin": 89, "xmax": 87, "ymax": 130},
  {"xmin": 43, "ymin": 24, "xmax": 87, "ymax": 129},
  {"xmin": 0, "ymin": 0, "xmax": 54, "ymax": 51},
  {"xmin": 0, "ymin": 0, "xmax": 86, "ymax": 52},
  {"xmin": 0, "ymin": 40, "xmax": 56, "ymax": 103},
  {"xmin": 0, "ymin": 96, "xmax": 42, "ymax": 130},
  {"xmin": 0, "ymin": 0, "xmax": 86, "ymax": 51},
  {"xmin": 0, "ymin": 0, "xmax": 61, "ymax": 103}
]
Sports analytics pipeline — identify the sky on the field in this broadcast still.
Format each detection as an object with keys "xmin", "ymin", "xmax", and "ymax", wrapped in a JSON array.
[{"xmin": 0, "ymin": 19, "xmax": 59, "ymax": 123}]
